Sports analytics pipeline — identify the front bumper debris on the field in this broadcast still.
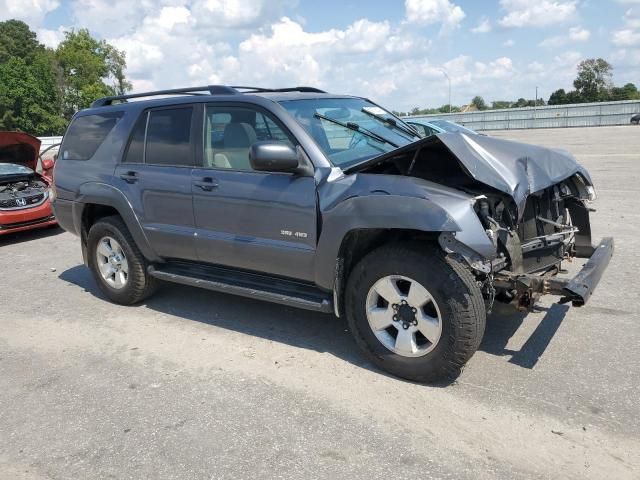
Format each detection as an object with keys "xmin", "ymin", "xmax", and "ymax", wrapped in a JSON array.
[{"xmin": 494, "ymin": 237, "xmax": 614, "ymax": 308}]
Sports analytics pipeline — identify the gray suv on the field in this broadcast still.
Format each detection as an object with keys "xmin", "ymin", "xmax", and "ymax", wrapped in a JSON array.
[{"xmin": 52, "ymin": 85, "xmax": 613, "ymax": 382}]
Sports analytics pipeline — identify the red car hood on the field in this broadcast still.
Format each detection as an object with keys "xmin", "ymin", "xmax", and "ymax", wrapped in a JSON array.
[{"xmin": 0, "ymin": 131, "xmax": 41, "ymax": 171}]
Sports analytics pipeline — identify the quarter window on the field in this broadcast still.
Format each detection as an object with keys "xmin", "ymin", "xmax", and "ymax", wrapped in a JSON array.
[{"xmin": 61, "ymin": 112, "xmax": 124, "ymax": 160}]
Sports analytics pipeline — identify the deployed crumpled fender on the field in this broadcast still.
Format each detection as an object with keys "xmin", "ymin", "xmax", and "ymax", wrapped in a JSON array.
[
  {"xmin": 348, "ymin": 133, "xmax": 593, "ymax": 219},
  {"xmin": 313, "ymin": 171, "xmax": 496, "ymax": 290}
]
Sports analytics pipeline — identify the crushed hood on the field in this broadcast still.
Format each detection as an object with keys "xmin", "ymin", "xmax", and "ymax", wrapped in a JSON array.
[
  {"xmin": 349, "ymin": 132, "xmax": 593, "ymax": 216},
  {"xmin": 0, "ymin": 131, "xmax": 41, "ymax": 171}
]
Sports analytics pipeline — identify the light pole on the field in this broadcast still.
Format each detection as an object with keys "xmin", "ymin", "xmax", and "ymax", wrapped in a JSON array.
[
  {"xmin": 440, "ymin": 69, "xmax": 452, "ymax": 114},
  {"xmin": 534, "ymin": 86, "xmax": 539, "ymax": 120}
]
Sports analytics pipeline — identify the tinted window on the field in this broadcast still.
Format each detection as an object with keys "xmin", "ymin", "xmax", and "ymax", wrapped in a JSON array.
[
  {"xmin": 203, "ymin": 106, "xmax": 293, "ymax": 171},
  {"xmin": 123, "ymin": 112, "xmax": 147, "ymax": 163},
  {"xmin": 145, "ymin": 108, "xmax": 193, "ymax": 166},
  {"xmin": 61, "ymin": 112, "xmax": 124, "ymax": 160}
]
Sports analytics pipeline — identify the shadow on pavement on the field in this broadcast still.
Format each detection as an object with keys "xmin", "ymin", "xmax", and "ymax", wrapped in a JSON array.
[
  {"xmin": 59, "ymin": 264, "xmax": 569, "ymax": 381},
  {"xmin": 0, "ymin": 225, "xmax": 63, "ymax": 246},
  {"xmin": 480, "ymin": 302, "xmax": 569, "ymax": 369}
]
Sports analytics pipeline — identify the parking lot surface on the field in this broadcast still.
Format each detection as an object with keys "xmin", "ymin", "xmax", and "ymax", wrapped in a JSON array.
[{"xmin": 1, "ymin": 126, "xmax": 639, "ymax": 479}]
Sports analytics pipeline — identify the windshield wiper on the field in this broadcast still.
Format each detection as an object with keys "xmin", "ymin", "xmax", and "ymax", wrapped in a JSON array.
[
  {"xmin": 314, "ymin": 113, "xmax": 399, "ymax": 148},
  {"xmin": 360, "ymin": 108, "xmax": 419, "ymax": 139}
]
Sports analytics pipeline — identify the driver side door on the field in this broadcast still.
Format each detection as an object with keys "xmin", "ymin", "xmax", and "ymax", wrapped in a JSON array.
[{"xmin": 192, "ymin": 104, "xmax": 318, "ymax": 282}]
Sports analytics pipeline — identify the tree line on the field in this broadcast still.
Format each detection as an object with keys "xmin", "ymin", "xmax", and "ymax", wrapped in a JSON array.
[
  {"xmin": 0, "ymin": 19, "xmax": 131, "ymax": 136},
  {"xmin": 396, "ymin": 58, "xmax": 639, "ymax": 117}
]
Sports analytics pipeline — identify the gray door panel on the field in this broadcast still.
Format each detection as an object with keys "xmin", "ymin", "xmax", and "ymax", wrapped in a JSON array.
[
  {"xmin": 114, "ymin": 164, "xmax": 197, "ymax": 260},
  {"xmin": 192, "ymin": 168, "xmax": 317, "ymax": 281}
]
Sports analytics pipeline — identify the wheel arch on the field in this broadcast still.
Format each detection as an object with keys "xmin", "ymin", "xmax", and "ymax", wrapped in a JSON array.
[
  {"xmin": 74, "ymin": 182, "xmax": 161, "ymax": 264},
  {"xmin": 332, "ymin": 228, "xmax": 444, "ymax": 317}
]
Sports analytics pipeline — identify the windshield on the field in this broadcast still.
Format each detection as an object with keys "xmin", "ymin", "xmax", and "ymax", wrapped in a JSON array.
[
  {"xmin": 0, "ymin": 163, "xmax": 33, "ymax": 176},
  {"xmin": 429, "ymin": 120, "xmax": 477, "ymax": 135},
  {"xmin": 279, "ymin": 98, "xmax": 419, "ymax": 168}
]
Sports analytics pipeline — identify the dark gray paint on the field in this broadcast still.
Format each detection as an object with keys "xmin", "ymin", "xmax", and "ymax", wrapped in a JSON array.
[
  {"xmin": 53, "ymin": 90, "xmax": 600, "ymax": 302},
  {"xmin": 349, "ymin": 132, "xmax": 593, "ymax": 219}
]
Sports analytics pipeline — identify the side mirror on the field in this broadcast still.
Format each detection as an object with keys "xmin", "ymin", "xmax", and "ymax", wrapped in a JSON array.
[
  {"xmin": 249, "ymin": 141, "xmax": 300, "ymax": 173},
  {"xmin": 42, "ymin": 158, "xmax": 54, "ymax": 170}
]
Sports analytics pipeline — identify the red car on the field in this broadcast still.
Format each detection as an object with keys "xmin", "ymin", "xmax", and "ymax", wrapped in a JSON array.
[{"xmin": 0, "ymin": 132, "xmax": 57, "ymax": 235}]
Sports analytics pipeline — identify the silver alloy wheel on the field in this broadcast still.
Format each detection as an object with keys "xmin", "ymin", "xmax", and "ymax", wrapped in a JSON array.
[
  {"xmin": 365, "ymin": 275, "xmax": 442, "ymax": 358},
  {"xmin": 95, "ymin": 236, "xmax": 129, "ymax": 290}
]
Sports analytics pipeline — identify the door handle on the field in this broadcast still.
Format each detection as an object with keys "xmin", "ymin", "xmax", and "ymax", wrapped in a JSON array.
[
  {"xmin": 119, "ymin": 171, "xmax": 138, "ymax": 184},
  {"xmin": 194, "ymin": 177, "xmax": 219, "ymax": 191}
]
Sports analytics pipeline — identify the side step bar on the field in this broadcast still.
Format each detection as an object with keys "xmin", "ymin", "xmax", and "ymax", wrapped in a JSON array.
[{"xmin": 148, "ymin": 263, "xmax": 334, "ymax": 313}]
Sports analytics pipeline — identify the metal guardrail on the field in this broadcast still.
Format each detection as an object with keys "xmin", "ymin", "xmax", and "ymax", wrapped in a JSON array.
[
  {"xmin": 38, "ymin": 136, "xmax": 63, "ymax": 146},
  {"xmin": 404, "ymin": 99, "xmax": 640, "ymax": 131}
]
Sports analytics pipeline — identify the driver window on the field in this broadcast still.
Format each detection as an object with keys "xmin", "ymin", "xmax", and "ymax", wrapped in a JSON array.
[{"xmin": 203, "ymin": 106, "xmax": 293, "ymax": 171}]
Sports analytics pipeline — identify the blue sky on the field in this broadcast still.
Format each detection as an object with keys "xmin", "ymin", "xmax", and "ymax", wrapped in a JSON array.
[{"xmin": 2, "ymin": 0, "xmax": 639, "ymax": 110}]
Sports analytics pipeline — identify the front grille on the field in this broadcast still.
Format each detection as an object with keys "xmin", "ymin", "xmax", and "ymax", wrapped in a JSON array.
[
  {"xmin": 0, "ymin": 215, "xmax": 55, "ymax": 229},
  {"xmin": 0, "ymin": 193, "xmax": 46, "ymax": 209}
]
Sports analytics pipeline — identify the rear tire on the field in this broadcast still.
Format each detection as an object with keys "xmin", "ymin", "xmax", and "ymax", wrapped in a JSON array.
[
  {"xmin": 345, "ymin": 243, "xmax": 486, "ymax": 383},
  {"xmin": 87, "ymin": 215, "xmax": 157, "ymax": 305}
]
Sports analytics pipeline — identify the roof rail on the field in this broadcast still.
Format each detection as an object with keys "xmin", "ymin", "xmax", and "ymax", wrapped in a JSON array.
[
  {"xmin": 90, "ymin": 85, "xmax": 328, "ymax": 107},
  {"xmin": 91, "ymin": 85, "xmax": 239, "ymax": 107},
  {"xmin": 231, "ymin": 86, "xmax": 327, "ymax": 94}
]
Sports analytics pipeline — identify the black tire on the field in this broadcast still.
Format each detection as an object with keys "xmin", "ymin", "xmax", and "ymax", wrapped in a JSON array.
[
  {"xmin": 345, "ymin": 243, "xmax": 486, "ymax": 383},
  {"xmin": 87, "ymin": 215, "xmax": 157, "ymax": 305}
]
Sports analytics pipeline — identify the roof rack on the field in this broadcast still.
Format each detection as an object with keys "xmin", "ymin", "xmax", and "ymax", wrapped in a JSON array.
[{"xmin": 91, "ymin": 85, "xmax": 327, "ymax": 107}]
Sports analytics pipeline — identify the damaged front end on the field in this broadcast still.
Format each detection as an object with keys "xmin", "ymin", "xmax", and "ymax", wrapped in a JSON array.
[{"xmin": 348, "ymin": 132, "xmax": 614, "ymax": 310}]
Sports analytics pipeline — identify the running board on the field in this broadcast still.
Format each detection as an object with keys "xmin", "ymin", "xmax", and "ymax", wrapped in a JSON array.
[{"xmin": 147, "ymin": 263, "xmax": 333, "ymax": 313}]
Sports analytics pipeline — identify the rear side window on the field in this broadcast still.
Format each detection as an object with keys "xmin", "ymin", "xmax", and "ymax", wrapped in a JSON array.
[
  {"xmin": 145, "ymin": 107, "xmax": 194, "ymax": 166},
  {"xmin": 61, "ymin": 112, "xmax": 124, "ymax": 160}
]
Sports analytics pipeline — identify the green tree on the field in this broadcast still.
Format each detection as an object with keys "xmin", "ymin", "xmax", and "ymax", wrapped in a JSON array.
[
  {"xmin": 0, "ymin": 57, "xmax": 66, "ymax": 134},
  {"xmin": 471, "ymin": 96, "xmax": 487, "ymax": 110},
  {"xmin": 573, "ymin": 58, "xmax": 613, "ymax": 102},
  {"xmin": 621, "ymin": 83, "xmax": 639, "ymax": 100},
  {"xmin": 548, "ymin": 89, "xmax": 567, "ymax": 105},
  {"xmin": 0, "ymin": 20, "xmax": 64, "ymax": 134},
  {"xmin": 55, "ymin": 29, "xmax": 131, "ymax": 119},
  {"xmin": 513, "ymin": 97, "xmax": 528, "ymax": 108},
  {"xmin": 0, "ymin": 21, "xmax": 131, "ymax": 134},
  {"xmin": 491, "ymin": 100, "xmax": 512, "ymax": 109},
  {"xmin": 0, "ymin": 19, "xmax": 42, "ymax": 64}
]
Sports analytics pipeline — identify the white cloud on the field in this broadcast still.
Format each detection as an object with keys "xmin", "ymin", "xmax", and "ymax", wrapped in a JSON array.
[
  {"xmin": 0, "ymin": 0, "xmax": 59, "ymax": 25},
  {"xmin": 499, "ymin": 0, "xmax": 578, "ymax": 28},
  {"xmin": 540, "ymin": 26, "xmax": 590, "ymax": 47},
  {"xmin": 612, "ymin": 7, "xmax": 640, "ymax": 47},
  {"xmin": 405, "ymin": 0, "xmax": 466, "ymax": 30},
  {"xmin": 37, "ymin": 26, "xmax": 67, "ymax": 48},
  {"xmin": 612, "ymin": 28, "xmax": 640, "ymax": 47},
  {"xmin": 192, "ymin": 0, "xmax": 293, "ymax": 28},
  {"xmin": 569, "ymin": 26, "xmax": 590, "ymax": 41},
  {"xmin": 471, "ymin": 17, "xmax": 491, "ymax": 33},
  {"xmin": 503, "ymin": 39, "xmax": 515, "ymax": 47}
]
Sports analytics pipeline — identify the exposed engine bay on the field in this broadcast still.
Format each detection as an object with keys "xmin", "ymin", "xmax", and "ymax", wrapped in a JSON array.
[
  {"xmin": 0, "ymin": 169, "xmax": 49, "ymax": 210},
  {"xmin": 349, "ymin": 133, "xmax": 605, "ymax": 309}
]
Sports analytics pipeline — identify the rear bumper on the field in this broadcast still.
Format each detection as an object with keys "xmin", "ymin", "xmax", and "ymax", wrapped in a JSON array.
[{"xmin": 494, "ymin": 237, "xmax": 614, "ymax": 308}]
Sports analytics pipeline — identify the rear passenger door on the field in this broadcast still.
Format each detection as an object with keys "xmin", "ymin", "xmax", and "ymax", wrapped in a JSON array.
[
  {"xmin": 114, "ymin": 105, "xmax": 198, "ymax": 261},
  {"xmin": 191, "ymin": 104, "xmax": 318, "ymax": 282}
]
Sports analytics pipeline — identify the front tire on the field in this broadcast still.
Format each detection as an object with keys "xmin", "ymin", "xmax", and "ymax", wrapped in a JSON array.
[
  {"xmin": 87, "ymin": 215, "xmax": 157, "ymax": 305},
  {"xmin": 345, "ymin": 243, "xmax": 486, "ymax": 383}
]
